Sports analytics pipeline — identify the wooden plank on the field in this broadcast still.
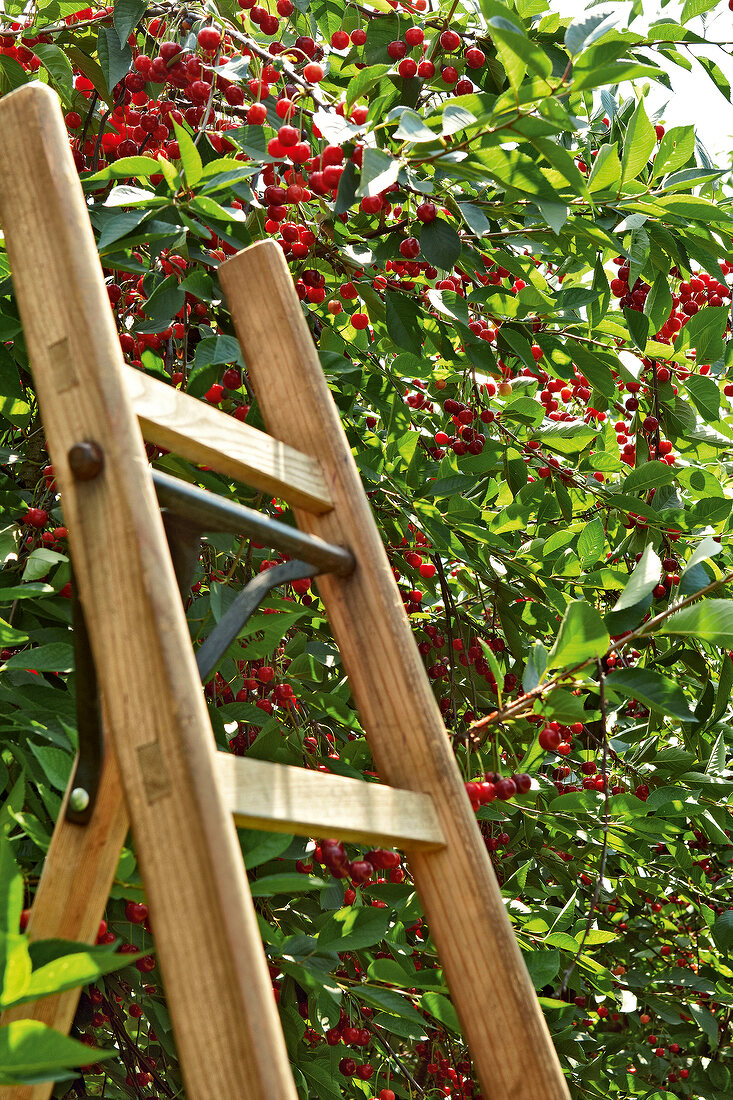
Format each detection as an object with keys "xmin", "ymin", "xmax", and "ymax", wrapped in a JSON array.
[
  {"xmin": 215, "ymin": 754, "xmax": 445, "ymax": 849},
  {"xmin": 220, "ymin": 240, "xmax": 571, "ymax": 1100},
  {"xmin": 0, "ymin": 733, "xmax": 128, "ymax": 1100},
  {"xmin": 0, "ymin": 85, "xmax": 297, "ymax": 1100},
  {"xmin": 125, "ymin": 369, "xmax": 333, "ymax": 514}
]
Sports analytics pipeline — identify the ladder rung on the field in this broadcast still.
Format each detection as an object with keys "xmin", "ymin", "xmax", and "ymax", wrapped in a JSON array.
[
  {"xmin": 124, "ymin": 369, "xmax": 333, "ymax": 514},
  {"xmin": 214, "ymin": 754, "xmax": 446, "ymax": 851}
]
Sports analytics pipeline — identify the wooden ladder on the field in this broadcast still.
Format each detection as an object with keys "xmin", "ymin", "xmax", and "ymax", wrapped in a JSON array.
[{"xmin": 0, "ymin": 84, "xmax": 569, "ymax": 1100}]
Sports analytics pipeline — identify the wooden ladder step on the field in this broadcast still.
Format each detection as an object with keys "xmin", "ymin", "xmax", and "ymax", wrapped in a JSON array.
[
  {"xmin": 214, "ymin": 754, "xmax": 446, "ymax": 851},
  {"xmin": 124, "ymin": 369, "xmax": 333, "ymax": 514}
]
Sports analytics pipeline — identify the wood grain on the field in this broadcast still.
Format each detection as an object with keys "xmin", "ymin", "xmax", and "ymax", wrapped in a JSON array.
[
  {"xmin": 125, "ymin": 369, "xmax": 333, "ymax": 513},
  {"xmin": 0, "ymin": 729, "xmax": 128, "ymax": 1100},
  {"xmin": 220, "ymin": 240, "xmax": 571, "ymax": 1100},
  {"xmin": 215, "ymin": 754, "xmax": 445, "ymax": 849},
  {"xmin": 0, "ymin": 85, "xmax": 296, "ymax": 1100}
]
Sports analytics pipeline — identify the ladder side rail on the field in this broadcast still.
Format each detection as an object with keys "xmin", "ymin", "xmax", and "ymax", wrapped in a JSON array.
[
  {"xmin": 0, "ymin": 85, "xmax": 296, "ymax": 1100},
  {"xmin": 0, "ymin": 730, "xmax": 128, "ymax": 1100},
  {"xmin": 220, "ymin": 240, "xmax": 571, "ymax": 1100}
]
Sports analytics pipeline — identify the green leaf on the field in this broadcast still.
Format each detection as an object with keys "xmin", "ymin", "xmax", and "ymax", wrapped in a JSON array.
[
  {"xmin": 0, "ymin": 1020, "xmax": 114, "ymax": 1085},
  {"xmin": 113, "ymin": 0, "xmax": 147, "ymax": 45},
  {"xmin": 660, "ymin": 600, "xmax": 733, "ymax": 646},
  {"xmin": 682, "ymin": 535, "xmax": 723, "ymax": 577},
  {"xmin": 685, "ymin": 374, "xmax": 720, "ymax": 422},
  {"xmin": 613, "ymin": 545, "xmax": 661, "ymax": 613},
  {"xmin": 678, "ymin": 306, "xmax": 729, "ymax": 364},
  {"xmin": 605, "ymin": 667, "xmax": 695, "ymax": 720},
  {"xmin": 393, "ymin": 109, "xmax": 436, "ymax": 143},
  {"xmin": 621, "ymin": 99, "xmax": 656, "ymax": 182},
  {"xmin": 623, "ymin": 306, "xmax": 649, "ymax": 351},
  {"xmin": 548, "ymin": 601, "xmax": 610, "ymax": 670},
  {"xmin": 356, "ymin": 148, "xmax": 399, "ymax": 197},
  {"xmin": 238, "ymin": 829, "xmax": 293, "ymax": 870},
  {"xmin": 644, "ymin": 272, "xmax": 673, "ymax": 334},
  {"xmin": 345, "ymin": 64, "xmax": 390, "ymax": 110},
  {"xmin": 0, "ymin": 836, "xmax": 23, "ymax": 941},
  {"xmin": 419, "ymin": 991, "xmax": 461, "ymax": 1034},
  {"xmin": 713, "ymin": 910, "xmax": 733, "ymax": 952},
  {"xmin": 0, "ymin": 618, "xmax": 28, "ymax": 647},
  {"xmin": 652, "ymin": 125, "xmax": 695, "ymax": 179},
  {"xmin": 534, "ymin": 421, "xmax": 597, "ymax": 455},
  {"xmin": 564, "ymin": 11, "xmax": 616, "ymax": 56},
  {"xmin": 621, "ymin": 461, "xmax": 675, "ymax": 495},
  {"xmin": 172, "ymin": 120, "xmax": 203, "ymax": 188},
  {"xmin": 32, "ymin": 44, "xmax": 74, "ymax": 103},
  {"xmin": 386, "ymin": 291, "xmax": 423, "ymax": 355},
  {"xmin": 577, "ymin": 517, "xmax": 605, "ymax": 567},
  {"xmin": 587, "ymin": 143, "xmax": 622, "ymax": 193},
  {"xmin": 4, "ymin": 943, "xmax": 142, "ymax": 1010},
  {"xmin": 681, "ymin": 0, "xmax": 718, "ymax": 22},
  {"xmin": 249, "ymin": 874, "xmax": 327, "ymax": 897},
  {"xmin": 96, "ymin": 25, "xmax": 132, "ymax": 95},
  {"xmin": 318, "ymin": 907, "xmax": 391, "ymax": 953},
  {"xmin": 3, "ymin": 645, "xmax": 74, "ymax": 673},
  {"xmin": 419, "ymin": 219, "xmax": 461, "ymax": 271}
]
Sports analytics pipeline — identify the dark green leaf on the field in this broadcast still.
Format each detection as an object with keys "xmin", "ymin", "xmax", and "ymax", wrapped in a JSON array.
[{"xmin": 419, "ymin": 219, "xmax": 461, "ymax": 270}]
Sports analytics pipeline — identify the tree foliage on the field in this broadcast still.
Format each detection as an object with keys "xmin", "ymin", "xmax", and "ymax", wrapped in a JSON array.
[{"xmin": 0, "ymin": 0, "xmax": 733, "ymax": 1096}]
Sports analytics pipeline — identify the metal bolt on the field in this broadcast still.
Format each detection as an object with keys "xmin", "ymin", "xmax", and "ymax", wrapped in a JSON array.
[
  {"xmin": 69, "ymin": 787, "xmax": 90, "ymax": 813},
  {"xmin": 68, "ymin": 441, "xmax": 104, "ymax": 481}
]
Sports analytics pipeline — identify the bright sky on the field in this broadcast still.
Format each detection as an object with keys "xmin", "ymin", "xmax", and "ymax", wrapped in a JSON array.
[{"xmin": 555, "ymin": 0, "xmax": 733, "ymax": 162}]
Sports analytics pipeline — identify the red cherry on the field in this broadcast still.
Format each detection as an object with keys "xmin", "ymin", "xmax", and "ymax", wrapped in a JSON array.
[
  {"xmin": 440, "ymin": 29, "xmax": 462, "ymax": 52},
  {"xmin": 387, "ymin": 40, "xmax": 407, "ymax": 59},
  {"xmin": 495, "ymin": 777, "xmax": 517, "ymax": 800},
  {"xmin": 277, "ymin": 124, "xmax": 299, "ymax": 147},
  {"xmin": 351, "ymin": 28, "xmax": 367, "ymax": 45},
  {"xmin": 417, "ymin": 201, "xmax": 437, "ymax": 222},
  {"xmin": 303, "ymin": 62, "xmax": 324, "ymax": 82},
  {"xmin": 197, "ymin": 26, "xmax": 222, "ymax": 52},
  {"xmin": 125, "ymin": 901, "xmax": 149, "ymax": 923},
  {"xmin": 398, "ymin": 57, "xmax": 418, "ymax": 78},
  {"xmin": 465, "ymin": 47, "xmax": 485, "ymax": 68},
  {"xmin": 247, "ymin": 103, "xmax": 268, "ymax": 125},
  {"xmin": 400, "ymin": 236, "xmax": 420, "ymax": 259},
  {"xmin": 539, "ymin": 726, "xmax": 562, "ymax": 752},
  {"xmin": 23, "ymin": 507, "xmax": 48, "ymax": 529},
  {"xmin": 405, "ymin": 27, "xmax": 424, "ymax": 46},
  {"xmin": 331, "ymin": 30, "xmax": 350, "ymax": 49}
]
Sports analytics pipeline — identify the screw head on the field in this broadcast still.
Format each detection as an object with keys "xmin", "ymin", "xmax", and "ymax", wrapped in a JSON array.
[
  {"xmin": 69, "ymin": 787, "xmax": 90, "ymax": 813},
  {"xmin": 68, "ymin": 441, "xmax": 104, "ymax": 481}
]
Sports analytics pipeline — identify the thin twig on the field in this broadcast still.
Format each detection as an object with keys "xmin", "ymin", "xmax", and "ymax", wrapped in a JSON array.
[{"xmin": 555, "ymin": 657, "xmax": 610, "ymax": 997}]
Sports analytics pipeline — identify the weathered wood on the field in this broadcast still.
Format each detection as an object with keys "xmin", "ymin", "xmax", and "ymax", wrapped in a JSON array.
[
  {"xmin": 125, "ymin": 369, "xmax": 333, "ymax": 513},
  {"xmin": 0, "ymin": 85, "xmax": 296, "ymax": 1100},
  {"xmin": 220, "ymin": 240, "xmax": 571, "ymax": 1100},
  {"xmin": 0, "ymin": 732, "xmax": 128, "ymax": 1100},
  {"xmin": 215, "ymin": 754, "xmax": 445, "ymax": 849}
]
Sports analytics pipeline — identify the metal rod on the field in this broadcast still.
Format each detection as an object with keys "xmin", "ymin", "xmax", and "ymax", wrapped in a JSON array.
[
  {"xmin": 66, "ymin": 571, "xmax": 103, "ymax": 825},
  {"xmin": 152, "ymin": 469, "xmax": 354, "ymax": 577},
  {"xmin": 195, "ymin": 559, "xmax": 315, "ymax": 682}
]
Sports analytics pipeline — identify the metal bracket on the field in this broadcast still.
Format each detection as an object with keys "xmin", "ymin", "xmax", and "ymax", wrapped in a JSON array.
[
  {"xmin": 195, "ymin": 559, "xmax": 315, "ymax": 682},
  {"xmin": 66, "ymin": 465, "xmax": 352, "ymax": 824}
]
